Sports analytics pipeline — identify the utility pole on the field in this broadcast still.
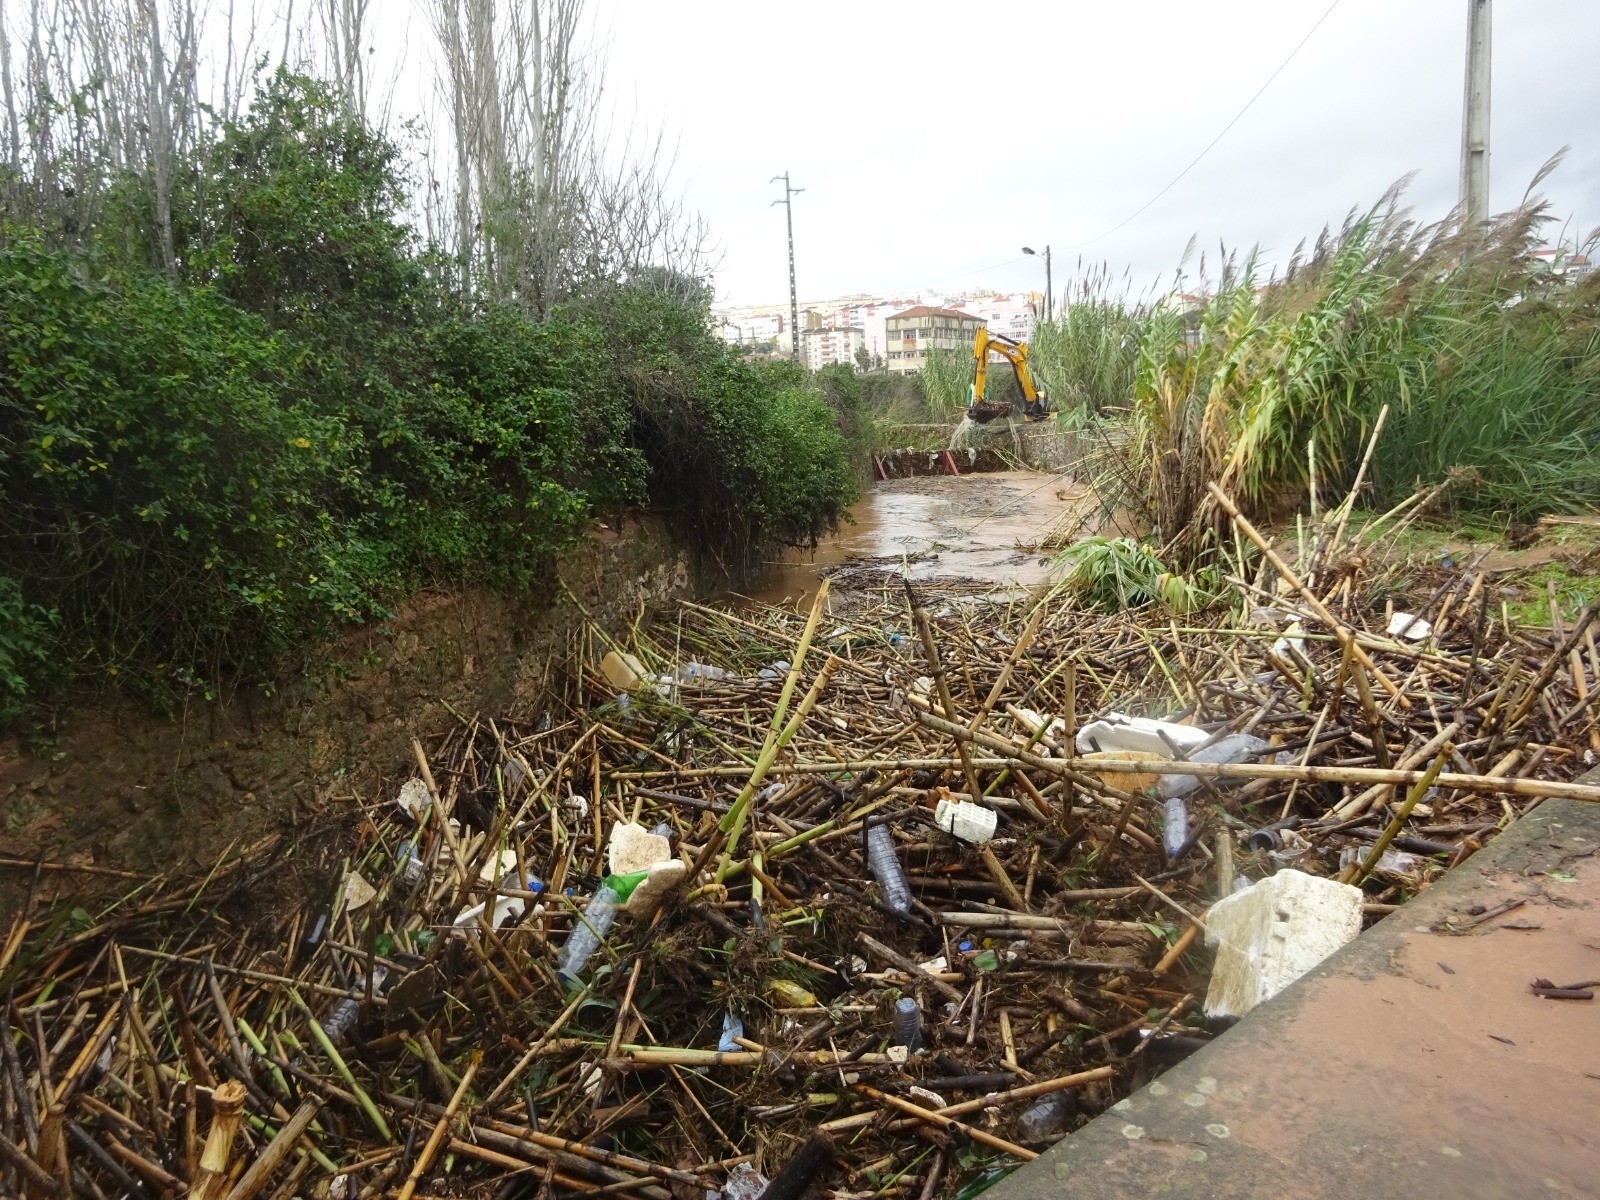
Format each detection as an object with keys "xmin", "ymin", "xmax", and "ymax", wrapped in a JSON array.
[
  {"xmin": 772, "ymin": 173, "xmax": 804, "ymax": 361},
  {"xmin": 1022, "ymin": 244, "xmax": 1053, "ymax": 321},
  {"xmin": 1459, "ymin": 0, "xmax": 1491, "ymax": 229}
]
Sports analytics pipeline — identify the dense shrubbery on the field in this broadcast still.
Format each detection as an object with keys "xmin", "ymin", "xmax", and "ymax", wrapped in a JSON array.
[{"xmin": 0, "ymin": 75, "xmax": 853, "ymax": 721}]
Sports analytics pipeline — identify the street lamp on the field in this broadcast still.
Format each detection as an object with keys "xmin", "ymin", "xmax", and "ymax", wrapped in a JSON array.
[{"xmin": 1022, "ymin": 245, "xmax": 1052, "ymax": 321}]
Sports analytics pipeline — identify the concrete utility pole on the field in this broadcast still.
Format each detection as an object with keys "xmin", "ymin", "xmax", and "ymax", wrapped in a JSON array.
[
  {"xmin": 1459, "ymin": 0, "xmax": 1491, "ymax": 229},
  {"xmin": 772, "ymin": 173, "xmax": 804, "ymax": 361}
]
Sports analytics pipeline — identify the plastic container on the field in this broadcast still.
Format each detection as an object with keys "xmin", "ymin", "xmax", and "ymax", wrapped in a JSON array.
[
  {"xmin": 557, "ymin": 885, "xmax": 620, "ymax": 983},
  {"xmin": 397, "ymin": 847, "xmax": 427, "ymax": 889},
  {"xmin": 1015, "ymin": 1093, "xmax": 1071, "ymax": 1140},
  {"xmin": 677, "ymin": 661, "xmax": 731, "ymax": 683},
  {"xmin": 1157, "ymin": 734, "xmax": 1272, "ymax": 799},
  {"xmin": 1075, "ymin": 713, "xmax": 1209, "ymax": 758},
  {"xmin": 321, "ymin": 968, "xmax": 386, "ymax": 1044},
  {"xmin": 865, "ymin": 823, "xmax": 912, "ymax": 914},
  {"xmin": 1162, "ymin": 795, "xmax": 1189, "ymax": 859},
  {"xmin": 934, "ymin": 797, "xmax": 997, "ymax": 844},
  {"xmin": 890, "ymin": 996, "xmax": 922, "ymax": 1050}
]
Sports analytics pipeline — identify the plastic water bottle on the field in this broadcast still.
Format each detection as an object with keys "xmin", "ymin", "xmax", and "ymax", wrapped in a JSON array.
[
  {"xmin": 865, "ymin": 824, "xmax": 912, "ymax": 914},
  {"xmin": 891, "ymin": 997, "xmax": 922, "ymax": 1050},
  {"xmin": 321, "ymin": 968, "xmax": 386, "ymax": 1044},
  {"xmin": 1157, "ymin": 734, "xmax": 1272, "ymax": 799},
  {"xmin": 1162, "ymin": 795, "xmax": 1189, "ymax": 859},
  {"xmin": 557, "ymin": 886, "xmax": 620, "ymax": 983},
  {"xmin": 1016, "ymin": 1094, "xmax": 1071, "ymax": 1140}
]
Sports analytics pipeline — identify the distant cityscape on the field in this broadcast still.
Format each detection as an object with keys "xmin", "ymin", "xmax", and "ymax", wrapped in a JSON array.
[{"xmin": 712, "ymin": 289, "xmax": 1043, "ymax": 373}]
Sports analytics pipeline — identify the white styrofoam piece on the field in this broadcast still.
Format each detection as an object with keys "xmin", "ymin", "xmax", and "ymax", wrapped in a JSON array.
[
  {"xmin": 934, "ymin": 798, "xmax": 998, "ymax": 843},
  {"xmin": 1203, "ymin": 868, "xmax": 1363, "ymax": 1019},
  {"xmin": 1386, "ymin": 611, "xmax": 1433, "ymax": 640},
  {"xmin": 624, "ymin": 859, "xmax": 687, "ymax": 917},
  {"xmin": 608, "ymin": 822, "xmax": 673, "ymax": 876},
  {"xmin": 396, "ymin": 778, "xmax": 431, "ymax": 821},
  {"xmin": 1075, "ymin": 712, "xmax": 1209, "ymax": 757}
]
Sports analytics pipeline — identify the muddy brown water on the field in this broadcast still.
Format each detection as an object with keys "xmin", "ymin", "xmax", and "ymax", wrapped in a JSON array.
[{"xmin": 743, "ymin": 470, "xmax": 1092, "ymax": 607}]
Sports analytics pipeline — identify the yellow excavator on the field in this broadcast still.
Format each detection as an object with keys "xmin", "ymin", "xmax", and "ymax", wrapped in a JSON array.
[{"xmin": 967, "ymin": 327, "xmax": 1050, "ymax": 423}]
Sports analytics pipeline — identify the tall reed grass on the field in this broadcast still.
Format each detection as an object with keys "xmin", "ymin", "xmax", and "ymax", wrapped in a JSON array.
[{"xmin": 1034, "ymin": 171, "xmax": 1600, "ymax": 557}]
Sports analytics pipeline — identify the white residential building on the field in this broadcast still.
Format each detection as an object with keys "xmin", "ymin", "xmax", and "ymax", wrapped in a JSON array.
[{"xmin": 803, "ymin": 325, "xmax": 865, "ymax": 371}]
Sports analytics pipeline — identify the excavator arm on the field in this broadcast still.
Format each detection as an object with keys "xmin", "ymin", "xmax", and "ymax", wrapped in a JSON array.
[{"xmin": 968, "ymin": 328, "xmax": 1049, "ymax": 422}]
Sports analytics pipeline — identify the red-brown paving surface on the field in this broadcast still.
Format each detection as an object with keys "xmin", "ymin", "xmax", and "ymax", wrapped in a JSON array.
[{"xmin": 994, "ymin": 793, "xmax": 1600, "ymax": 1200}]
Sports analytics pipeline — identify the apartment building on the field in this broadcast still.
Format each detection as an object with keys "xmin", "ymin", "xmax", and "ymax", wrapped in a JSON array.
[
  {"xmin": 803, "ymin": 325, "xmax": 865, "ymax": 371},
  {"xmin": 884, "ymin": 306, "xmax": 986, "ymax": 373}
]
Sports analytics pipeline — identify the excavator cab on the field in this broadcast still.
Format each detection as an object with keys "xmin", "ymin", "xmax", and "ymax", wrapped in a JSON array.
[{"xmin": 967, "ymin": 328, "xmax": 1051, "ymax": 423}]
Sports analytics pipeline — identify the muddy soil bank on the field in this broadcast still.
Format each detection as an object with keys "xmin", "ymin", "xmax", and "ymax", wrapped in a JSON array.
[{"xmin": 0, "ymin": 514, "xmax": 712, "ymax": 904}]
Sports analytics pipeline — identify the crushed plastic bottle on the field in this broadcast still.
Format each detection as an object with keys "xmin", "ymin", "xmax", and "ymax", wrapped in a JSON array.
[
  {"xmin": 677, "ymin": 661, "xmax": 732, "ymax": 683},
  {"xmin": 321, "ymin": 968, "xmax": 386, "ymax": 1044},
  {"xmin": 865, "ymin": 823, "xmax": 912, "ymax": 914},
  {"xmin": 557, "ymin": 885, "xmax": 620, "ymax": 984},
  {"xmin": 1162, "ymin": 795, "xmax": 1189, "ymax": 859},
  {"xmin": 756, "ymin": 659, "xmax": 791, "ymax": 682},
  {"xmin": 1016, "ymin": 1093, "xmax": 1072, "ymax": 1140},
  {"xmin": 1157, "ymin": 733, "xmax": 1272, "ymax": 799},
  {"xmin": 891, "ymin": 996, "xmax": 922, "ymax": 1050}
]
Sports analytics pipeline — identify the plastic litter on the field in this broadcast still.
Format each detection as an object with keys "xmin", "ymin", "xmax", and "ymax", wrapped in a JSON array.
[
  {"xmin": 720, "ymin": 1162, "xmax": 769, "ymax": 1200},
  {"xmin": 1203, "ymin": 868, "xmax": 1363, "ymax": 1018},
  {"xmin": 1386, "ymin": 611, "xmax": 1434, "ymax": 640},
  {"xmin": 453, "ymin": 868, "xmax": 541, "ymax": 937},
  {"xmin": 395, "ymin": 778, "xmax": 431, "ymax": 822},
  {"xmin": 1161, "ymin": 795, "xmax": 1189, "ymax": 859},
  {"xmin": 933, "ymin": 796, "xmax": 998, "ymax": 844},
  {"xmin": 864, "ymin": 823, "xmax": 912, "ymax": 913},
  {"xmin": 1157, "ymin": 733, "xmax": 1272, "ymax": 799},
  {"xmin": 677, "ymin": 661, "xmax": 732, "ymax": 682},
  {"xmin": 1075, "ymin": 712, "xmax": 1208, "ymax": 757},
  {"xmin": 756, "ymin": 659, "xmax": 791, "ymax": 681},
  {"xmin": 890, "ymin": 996, "xmax": 922, "ymax": 1050},
  {"xmin": 321, "ymin": 968, "xmax": 386, "ymax": 1043},
  {"xmin": 600, "ymin": 650, "xmax": 649, "ymax": 692},
  {"xmin": 608, "ymin": 822, "xmax": 672, "ymax": 876},
  {"xmin": 624, "ymin": 859, "xmax": 687, "ymax": 918},
  {"xmin": 1016, "ymin": 1093, "xmax": 1072, "ymax": 1140},
  {"xmin": 557, "ymin": 885, "xmax": 620, "ymax": 984},
  {"xmin": 718, "ymin": 1011, "xmax": 744, "ymax": 1053}
]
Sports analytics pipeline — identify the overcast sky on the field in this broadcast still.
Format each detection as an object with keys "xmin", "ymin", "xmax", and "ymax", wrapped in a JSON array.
[{"xmin": 597, "ymin": 0, "xmax": 1599, "ymax": 307}]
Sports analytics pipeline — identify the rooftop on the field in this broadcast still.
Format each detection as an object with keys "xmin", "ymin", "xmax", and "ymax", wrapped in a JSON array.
[{"xmin": 887, "ymin": 305, "xmax": 985, "ymax": 322}]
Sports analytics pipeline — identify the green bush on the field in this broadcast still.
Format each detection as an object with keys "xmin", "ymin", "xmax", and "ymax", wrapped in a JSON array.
[{"xmin": 0, "ymin": 76, "xmax": 855, "ymax": 722}]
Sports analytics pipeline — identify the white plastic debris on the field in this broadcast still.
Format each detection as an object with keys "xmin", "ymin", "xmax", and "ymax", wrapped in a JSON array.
[
  {"xmin": 396, "ymin": 778, "xmax": 431, "ymax": 822},
  {"xmin": 1338, "ymin": 845, "xmax": 1423, "ymax": 879},
  {"xmin": 1271, "ymin": 622, "xmax": 1308, "ymax": 658},
  {"xmin": 1076, "ymin": 712, "xmax": 1209, "ymax": 757},
  {"xmin": 934, "ymin": 797, "xmax": 998, "ymax": 844},
  {"xmin": 624, "ymin": 859, "xmax": 687, "ymax": 918},
  {"xmin": 1203, "ymin": 868, "xmax": 1364, "ymax": 1019},
  {"xmin": 721, "ymin": 1162, "xmax": 769, "ymax": 1200},
  {"xmin": 1386, "ymin": 611, "xmax": 1433, "ymax": 640},
  {"xmin": 608, "ymin": 822, "xmax": 672, "ymax": 876}
]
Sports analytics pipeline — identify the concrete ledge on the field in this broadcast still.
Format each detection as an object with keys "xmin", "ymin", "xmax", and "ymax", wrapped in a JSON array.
[{"xmin": 991, "ymin": 794, "xmax": 1600, "ymax": 1200}]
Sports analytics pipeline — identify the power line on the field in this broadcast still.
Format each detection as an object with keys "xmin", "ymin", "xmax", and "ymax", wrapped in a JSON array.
[{"xmin": 1061, "ymin": 0, "xmax": 1346, "ymax": 251}]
